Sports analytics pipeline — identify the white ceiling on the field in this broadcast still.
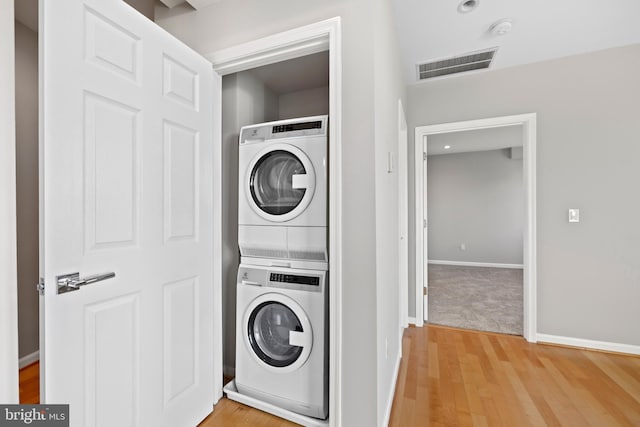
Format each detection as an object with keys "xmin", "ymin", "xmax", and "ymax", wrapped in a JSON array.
[
  {"xmin": 16, "ymin": 1, "xmax": 640, "ymax": 87},
  {"xmin": 392, "ymin": 0, "xmax": 640, "ymax": 85},
  {"xmin": 427, "ymin": 125, "xmax": 522, "ymax": 156}
]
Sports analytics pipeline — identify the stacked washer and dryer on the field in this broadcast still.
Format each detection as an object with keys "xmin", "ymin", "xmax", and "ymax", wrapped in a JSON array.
[{"xmin": 234, "ymin": 116, "xmax": 329, "ymax": 422}]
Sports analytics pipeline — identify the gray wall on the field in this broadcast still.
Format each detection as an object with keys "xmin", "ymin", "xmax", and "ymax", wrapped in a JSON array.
[
  {"xmin": 123, "ymin": 0, "xmax": 154, "ymax": 20},
  {"xmin": 407, "ymin": 44, "xmax": 640, "ymax": 346},
  {"xmin": 15, "ymin": 21, "xmax": 39, "ymax": 359},
  {"xmin": 278, "ymin": 85, "xmax": 329, "ymax": 120},
  {"xmin": 158, "ymin": 1, "xmax": 405, "ymax": 424},
  {"xmin": 220, "ymin": 71, "xmax": 277, "ymax": 375},
  {"xmin": 427, "ymin": 149, "xmax": 523, "ymax": 265}
]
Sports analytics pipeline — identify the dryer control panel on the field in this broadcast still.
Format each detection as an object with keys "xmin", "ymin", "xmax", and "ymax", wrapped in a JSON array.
[{"xmin": 240, "ymin": 115, "xmax": 328, "ymax": 144}]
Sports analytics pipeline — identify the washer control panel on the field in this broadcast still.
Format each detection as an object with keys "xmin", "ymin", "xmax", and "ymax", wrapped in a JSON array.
[
  {"xmin": 238, "ymin": 264, "xmax": 325, "ymax": 293},
  {"xmin": 269, "ymin": 273, "xmax": 319, "ymax": 287}
]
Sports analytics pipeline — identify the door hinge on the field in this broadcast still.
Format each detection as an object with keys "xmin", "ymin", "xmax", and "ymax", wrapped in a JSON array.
[
  {"xmin": 423, "ymin": 152, "xmax": 427, "ymax": 160},
  {"xmin": 36, "ymin": 278, "xmax": 45, "ymax": 296},
  {"xmin": 423, "ymin": 219, "xmax": 427, "ymax": 228},
  {"xmin": 423, "ymin": 287, "xmax": 427, "ymax": 296}
]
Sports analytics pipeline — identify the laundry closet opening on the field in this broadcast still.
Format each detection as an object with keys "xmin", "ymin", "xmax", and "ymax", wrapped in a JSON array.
[{"xmin": 220, "ymin": 50, "xmax": 330, "ymax": 380}]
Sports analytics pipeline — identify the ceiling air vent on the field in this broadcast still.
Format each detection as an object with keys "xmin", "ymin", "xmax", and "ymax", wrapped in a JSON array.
[{"xmin": 417, "ymin": 47, "xmax": 498, "ymax": 81}]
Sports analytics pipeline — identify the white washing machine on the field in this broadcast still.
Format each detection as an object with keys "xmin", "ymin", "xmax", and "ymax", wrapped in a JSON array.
[
  {"xmin": 238, "ymin": 116, "xmax": 328, "ymax": 266},
  {"xmin": 235, "ymin": 264, "xmax": 328, "ymax": 419}
]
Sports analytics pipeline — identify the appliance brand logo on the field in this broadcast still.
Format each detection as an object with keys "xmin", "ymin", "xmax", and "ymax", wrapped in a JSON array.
[{"xmin": 0, "ymin": 405, "xmax": 68, "ymax": 427}]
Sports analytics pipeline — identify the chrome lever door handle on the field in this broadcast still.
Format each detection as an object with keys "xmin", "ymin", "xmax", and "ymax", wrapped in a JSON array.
[{"xmin": 57, "ymin": 271, "xmax": 116, "ymax": 294}]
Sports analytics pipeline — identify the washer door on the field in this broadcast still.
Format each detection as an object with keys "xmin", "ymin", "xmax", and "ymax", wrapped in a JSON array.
[
  {"xmin": 243, "ymin": 293, "xmax": 313, "ymax": 373},
  {"xmin": 247, "ymin": 143, "xmax": 316, "ymax": 223}
]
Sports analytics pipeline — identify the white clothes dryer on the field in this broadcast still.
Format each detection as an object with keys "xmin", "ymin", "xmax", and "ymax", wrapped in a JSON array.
[
  {"xmin": 235, "ymin": 264, "xmax": 328, "ymax": 419},
  {"xmin": 238, "ymin": 116, "xmax": 328, "ymax": 265}
]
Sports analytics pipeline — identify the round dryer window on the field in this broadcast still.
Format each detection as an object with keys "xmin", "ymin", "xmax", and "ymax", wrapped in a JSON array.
[
  {"xmin": 245, "ymin": 294, "xmax": 312, "ymax": 370},
  {"xmin": 247, "ymin": 144, "xmax": 316, "ymax": 222}
]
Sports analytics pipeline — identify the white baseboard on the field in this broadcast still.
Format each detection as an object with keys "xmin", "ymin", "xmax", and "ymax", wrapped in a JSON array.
[
  {"xmin": 428, "ymin": 259, "xmax": 524, "ymax": 269},
  {"xmin": 381, "ymin": 350, "xmax": 402, "ymax": 427},
  {"xmin": 407, "ymin": 316, "xmax": 417, "ymax": 326},
  {"xmin": 19, "ymin": 350, "xmax": 39, "ymax": 369},
  {"xmin": 536, "ymin": 333, "xmax": 640, "ymax": 356},
  {"xmin": 223, "ymin": 365, "xmax": 235, "ymax": 378}
]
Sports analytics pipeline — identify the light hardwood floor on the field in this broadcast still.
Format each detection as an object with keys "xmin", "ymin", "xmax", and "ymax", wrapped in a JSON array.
[
  {"xmin": 20, "ymin": 326, "xmax": 640, "ymax": 426},
  {"xmin": 18, "ymin": 361, "xmax": 39, "ymax": 404},
  {"xmin": 198, "ymin": 397, "xmax": 298, "ymax": 426},
  {"xmin": 389, "ymin": 325, "xmax": 640, "ymax": 427}
]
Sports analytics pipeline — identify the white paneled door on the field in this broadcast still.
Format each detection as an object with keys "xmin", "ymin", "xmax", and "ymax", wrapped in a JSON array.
[{"xmin": 40, "ymin": 1, "xmax": 220, "ymax": 426}]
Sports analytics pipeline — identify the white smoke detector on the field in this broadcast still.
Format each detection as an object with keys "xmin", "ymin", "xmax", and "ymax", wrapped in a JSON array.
[{"xmin": 490, "ymin": 19, "xmax": 513, "ymax": 36}]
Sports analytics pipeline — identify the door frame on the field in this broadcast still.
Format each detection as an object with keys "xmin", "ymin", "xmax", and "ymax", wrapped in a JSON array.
[
  {"xmin": 414, "ymin": 114, "xmax": 537, "ymax": 342},
  {"xmin": 0, "ymin": 0, "xmax": 19, "ymax": 403},
  {"xmin": 203, "ymin": 17, "xmax": 343, "ymax": 426}
]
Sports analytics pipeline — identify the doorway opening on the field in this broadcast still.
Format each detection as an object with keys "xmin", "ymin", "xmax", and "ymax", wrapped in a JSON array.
[
  {"xmin": 414, "ymin": 114, "xmax": 537, "ymax": 342},
  {"xmin": 426, "ymin": 126, "xmax": 524, "ymax": 335}
]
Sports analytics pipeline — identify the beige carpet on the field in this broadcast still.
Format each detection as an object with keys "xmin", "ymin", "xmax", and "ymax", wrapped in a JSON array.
[{"xmin": 428, "ymin": 264, "xmax": 523, "ymax": 335}]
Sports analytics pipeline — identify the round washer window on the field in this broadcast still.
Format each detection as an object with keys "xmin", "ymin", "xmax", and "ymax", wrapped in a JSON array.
[
  {"xmin": 249, "ymin": 150, "xmax": 306, "ymax": 216},
  {"xmin": 248, "ymin": 301, "xmax": 304, "ymax": 367}
]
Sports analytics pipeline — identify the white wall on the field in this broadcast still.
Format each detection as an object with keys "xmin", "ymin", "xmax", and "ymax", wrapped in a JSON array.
[
  {"xmin": 0, "ymin": 0, "xmax": 19, "ymax": 403},
  {"xmin": 427, "ymin": 149, "xmax": 523, "ymax": 265},
  {"xmin": 157, "ymin": 1, "xmax": 404, "ymax": 424},
  {"xmin": 408, "ymin": 44, "xmax": 640, "ymax": 346},
  {"xmin": 220, "ymin": 71, "xmax": 277, "ymax": 375},
  {"xmin": 15, "ymin": 21, "xmax": 40, "ymax": 360},
  {"xmin": 372, "ymin": 0, "xmax": 405, "ymax": 424},
  {"xmin": 278, "ymin": 86, "xmax": 329, "ymax": 120}
]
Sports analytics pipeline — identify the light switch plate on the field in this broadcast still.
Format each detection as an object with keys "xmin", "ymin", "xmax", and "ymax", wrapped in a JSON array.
[{"xmin": 568, "ymin": 209, "xmax": 580, "ymax": 223}]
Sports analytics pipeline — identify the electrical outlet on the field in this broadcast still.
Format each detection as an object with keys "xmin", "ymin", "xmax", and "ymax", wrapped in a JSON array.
[{"xmin": 460, "ymin": 243, "xmax": 466, "ymax": 251}]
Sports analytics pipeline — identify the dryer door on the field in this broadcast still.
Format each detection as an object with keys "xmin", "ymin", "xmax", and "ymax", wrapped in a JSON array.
[
  {"xmin": 244, "ymin": 293, "xmax": 313, "ymax": 373},
  {"xmin": 247, "ymin": 143, "xmax": 316, "ymax": 222}
]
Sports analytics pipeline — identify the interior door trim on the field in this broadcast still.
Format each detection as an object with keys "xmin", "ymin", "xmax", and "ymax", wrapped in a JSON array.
[
  {"xmin": 414, "ymin": 113, "xmax": 537, "ymax": 342},
  {"xmin": 204, "ymin": 16, "xmax": 343, "ymax": 427}
]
